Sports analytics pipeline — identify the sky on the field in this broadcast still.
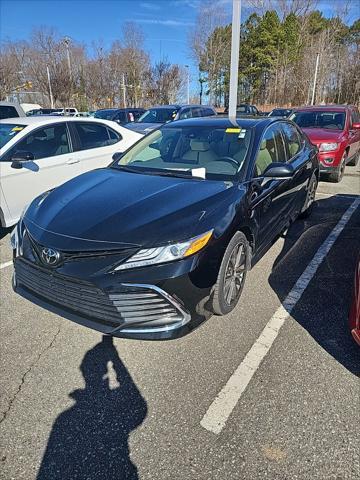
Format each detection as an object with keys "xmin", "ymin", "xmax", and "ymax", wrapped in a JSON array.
[{"xmin": 1, "ymin": 0, "xmax": 359, "ymax": 93}]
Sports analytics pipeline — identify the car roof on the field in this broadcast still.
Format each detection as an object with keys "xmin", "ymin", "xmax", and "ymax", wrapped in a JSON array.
[
  {"xmin": 0, "ymin": 116, "xmax": 123, "ymax": 127},
  {"xmin": 293, "ymin": 105, "xmax": 352, "ymax": 112},
  {"xmin": 162, "ymin": 116, "xmax": 278, "ymax": 129}
]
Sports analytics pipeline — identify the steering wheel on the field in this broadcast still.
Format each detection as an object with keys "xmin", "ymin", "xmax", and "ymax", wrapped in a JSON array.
[{"xmin": 217, "ymin": 156, "xmax": 241, "ymax": 168}]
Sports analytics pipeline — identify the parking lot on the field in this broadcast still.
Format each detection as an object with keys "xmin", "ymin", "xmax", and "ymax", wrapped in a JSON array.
[{"xmin": 0, "ymin": 165, "xmax": 359, "ymax": 480}]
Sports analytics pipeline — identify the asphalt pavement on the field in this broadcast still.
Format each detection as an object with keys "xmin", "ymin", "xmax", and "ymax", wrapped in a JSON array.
[{"xmin": 1, "ymin": 165, "xmax": 359, "ymax": 480}]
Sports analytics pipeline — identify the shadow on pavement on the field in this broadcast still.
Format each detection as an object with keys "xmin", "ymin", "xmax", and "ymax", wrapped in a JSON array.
[
  {"xmin": 37, "ymin": 336, "xmax": 147, "ymax": 480},
  {"xmin": 269, "ymin": 195, "xmax": 360, "ymax": 375},
  {"xmin": 0, "ymin": 226, "xmax": 12, "ymax": 241}
]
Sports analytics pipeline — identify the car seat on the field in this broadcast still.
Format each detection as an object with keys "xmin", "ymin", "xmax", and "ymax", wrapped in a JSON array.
[
  {"xmin": 255, "ymin": 139, "xmax": 273, "ymax": 176},
  {"xmin": 182, "ymin": 139, "xmax": 218, "ymax": 165}
]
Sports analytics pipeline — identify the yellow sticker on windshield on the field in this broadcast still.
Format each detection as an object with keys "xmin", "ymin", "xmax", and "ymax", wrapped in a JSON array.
[
  {"xmin": 12, "ymin": 127, "xmax": 24, "ymax": 132},
  {"xmin": 225, "ymin": 128, "xmax": 241, "ymax": 133}
]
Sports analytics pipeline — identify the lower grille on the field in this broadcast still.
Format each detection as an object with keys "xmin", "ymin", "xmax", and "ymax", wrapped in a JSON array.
[{"xmin": 15, "ymin": 258, "xmax": 186, "ymax": 330}]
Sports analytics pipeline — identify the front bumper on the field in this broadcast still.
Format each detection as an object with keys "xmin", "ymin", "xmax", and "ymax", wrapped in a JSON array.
[
  {"xmin": 318, "ymin": 150, "xmax": 342, "ymax": 172},
  {"xmin": 13, "ymin": 257, "xmax": 197, "ymax": 340}
]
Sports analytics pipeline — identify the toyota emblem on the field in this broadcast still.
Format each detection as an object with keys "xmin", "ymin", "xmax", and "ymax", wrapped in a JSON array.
[{"xmin": 41, "ymin": 247, "xmax": 61, "ymax": 266}]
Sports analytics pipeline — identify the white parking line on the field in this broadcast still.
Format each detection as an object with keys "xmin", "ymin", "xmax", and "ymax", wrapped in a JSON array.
[
  {"xmin": 0, "ymin": 260, "xmax": 13, "ymax": 270},
  {"xmin": 201, "ymin": 196, "xmax": 360, "ymax": 435}
]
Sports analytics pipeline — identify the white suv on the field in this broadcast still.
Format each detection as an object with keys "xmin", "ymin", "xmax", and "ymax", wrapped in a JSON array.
[{"xmin": 0, "ymin": 116, "xmax": 142, "ymax": 227}]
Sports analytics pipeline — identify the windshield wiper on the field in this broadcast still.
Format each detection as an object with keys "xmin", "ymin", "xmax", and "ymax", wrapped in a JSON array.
[{"xmin": 152, "ymin": 170, "xmax": 205, "ymax": 179}]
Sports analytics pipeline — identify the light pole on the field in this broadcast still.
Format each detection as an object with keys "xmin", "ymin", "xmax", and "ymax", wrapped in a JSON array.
[
  {"xmin": 228, "ymin": 0, "xmax": 241, "ymax": 122},
  {"xmin": 63, "ymin": 36, "xmax": 72, "ymax": 80},
  {"xmin": 311, "ymin": 52, "xmax": 320, "ymax": 106},
  {"xmin": 122, "ymin": 73, "xmax": 127, "ymax": 108},
  {"xmin": 185, "ymin": 65, "xmax": 190, "ymax": 104},
  {"xmin": 46, "ymin": 65, "xmax": 54, "ymax": 108}
]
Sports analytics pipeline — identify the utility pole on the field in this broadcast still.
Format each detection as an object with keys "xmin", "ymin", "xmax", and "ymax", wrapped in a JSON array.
[
  {"xmin": 311, "ymin": 53, "xmax": 320, "ymax": 106},
  {"xmin": 185, "ymin": 65, "xmax": 190, "ymax": 104},
  {"xmin": 47, "ymin": 65, "xmax": 54, "ymax": 108},
  {"xmin": 228, "ymin": 0, "xmax": 241, "ymax": 122}
]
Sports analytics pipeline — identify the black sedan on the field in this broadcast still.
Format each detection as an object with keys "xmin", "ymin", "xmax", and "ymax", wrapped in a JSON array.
[
  {"xmin": 12, "ymin": 117, "xmax": 319, "ymax": 339},
  {"xmin": 94, "ymin": 108, "xmax": 146, "ymax": 124}
]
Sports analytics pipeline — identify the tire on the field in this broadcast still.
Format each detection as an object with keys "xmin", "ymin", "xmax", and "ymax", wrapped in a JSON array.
[
  {"xmin": 328, "ymin": 153, "xmax": 346, "ymax": 183},
  {"xmin": 348, "ymin": 150, "xmax": 359, "ymax": 167},
  {"xmin": 211, "ymin": 231, "xmax": 249, "ymax": 316},
  {"xmin": 299, "ymin": 173, "xmax": 318, "ymax": 219}
]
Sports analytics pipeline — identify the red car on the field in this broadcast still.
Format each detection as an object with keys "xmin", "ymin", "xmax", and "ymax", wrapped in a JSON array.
[
  {"xmin": 350, "ymin": 256, "xmax": 360, "ymax": 346},
  {"xmin": 291, "ymin": 105, "xmax": 360, "ymax": 182}
]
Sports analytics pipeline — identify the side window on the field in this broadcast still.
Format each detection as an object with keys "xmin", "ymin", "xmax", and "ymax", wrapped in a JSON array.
[
  {"xmin": 254, "ymin": 125, "xmax": 286, "ymax": 177},
  {"xmin": 107, "ymin": 128, "xmax": 121, "ymax": 144},
  {"xmin": 350, "ymin": 110, "xmax": 359, "ymax": 127},
  {"xmin": 73, "ymin": 122, "xmax": 119, "ymax": 151},
  {"xmin": 0, "ymin": 106, "xmax": 19, "ymax": 120},
  {"xmin": 7, "ymin": 124, "xmax": 70, "ymax": 160},
  {"xmin": 252, "ymin": 106, "xmax": 259, "ymax": 115},
  {"xmin": 281, "ymin": 123, "xmax": 301, "ymax": 160},
  {"xmin": 179, "ymin": 108, "xmax": 193, "ymax": 120},
  {"xmin": 203, "ymin": 108, "xmax": 215, "ymax": 117},
  {"xmin": 192, "ymin": 108, "xmax": 203, "ymax": 118}
]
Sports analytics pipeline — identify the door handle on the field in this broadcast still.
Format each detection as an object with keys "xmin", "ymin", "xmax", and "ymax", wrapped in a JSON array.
[{"xmin": 66, "ymin": 158, "xmax": 80, "ymax": 165}]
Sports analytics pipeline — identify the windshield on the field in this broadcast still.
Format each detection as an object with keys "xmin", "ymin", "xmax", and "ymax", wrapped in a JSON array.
[
  {"xmin": 290, "ymin": 111, "xmax": 345, "ymax": 130},
  {"xmin": 0, "ymin": 124, "xmax": 26, "ymax": 148},
  {"xmin": 113, "ymin": 125, "xmax": 251, "ymax": 181},
  {"xmin": 136, "ymin": 108, "xmax": 179, "ymax": 124},
  {"xmin": 94, "ymin": 109, "xmax": 117, "ymax": 120}
]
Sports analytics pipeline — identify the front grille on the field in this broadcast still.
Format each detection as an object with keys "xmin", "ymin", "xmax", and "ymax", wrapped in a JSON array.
[
  {"xmin": 26, "ymin": 232, "xmax": 137, "ymax": 266},
  {"xmin": 15, "ymin": 258, "xmax": 185, "ymax": 330}
]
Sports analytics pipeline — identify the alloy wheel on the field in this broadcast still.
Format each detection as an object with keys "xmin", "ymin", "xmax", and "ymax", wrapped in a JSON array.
[{"xmin": 223, "ymin": 243, "xmax": 246, "ymax": 306}]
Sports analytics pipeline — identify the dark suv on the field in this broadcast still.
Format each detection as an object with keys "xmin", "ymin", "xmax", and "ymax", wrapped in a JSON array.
[
  {"xmin": 125, "ymin": 104, "xmax": 217, "ymax": 134},
  {"xmin": 94, "ymin": 108, "xmax": 146, "ymax": 125}
]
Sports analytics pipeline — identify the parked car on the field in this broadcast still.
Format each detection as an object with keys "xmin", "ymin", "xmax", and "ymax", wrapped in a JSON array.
[
  {"xmin": 223, "ymin": 104, "xmax": 260, "ymax": 116},
  {"xmin": 349, "ymin": 255, "xmax": 360, "ymax": 346},
  {"xmin": 269, "ymin": 108, "xmax": 293, "ymax": 118},
  {"xmin": 290, "ymin": 105, "xmax": 360, "ymax": 182},
  {"xmin": 94, "ymin": 108, "xmax": 146, "ymax": 125},
  {"xmin": 0, "ymin": 101, "xmax": 26, "ymax": 120},
  {"xmin": 125, "ymin": 104, "xmax": 217, "ymax": 134},
  {"xmin": 0, "ymin": 116, "xmax": 141, "ymax": 227},
  {"xmin": 26, "ymin": 108, "xmax": 64, "ymax": 116},
  {"xmin": 20, "ymin": 103, "xmax": 42, "ymax": 114},
  {"xmin": 12, "ymin": 116, "xmax": 319, "ymax": 339}
]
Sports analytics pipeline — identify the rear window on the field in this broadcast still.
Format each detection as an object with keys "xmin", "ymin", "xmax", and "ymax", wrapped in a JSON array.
[
  {"xmin": 0, "ymin": 106, "xmax": 19, "ymax": 120},
  {"xmin": 0, "ymin": 124, "xmax": 26, "ymax": 148},
  {"xmin": 94, "ymin": 110, "xmax": 117, "ymax": 120}
]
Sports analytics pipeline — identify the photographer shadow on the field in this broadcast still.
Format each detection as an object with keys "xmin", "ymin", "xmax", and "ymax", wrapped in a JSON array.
[
  {"xmin": 268, "ymin": 198, "xmax": 360, "ymax": 375},
  {"xmin": 37, "ymin": 336, "xmax": 147, "ymax": 480}
]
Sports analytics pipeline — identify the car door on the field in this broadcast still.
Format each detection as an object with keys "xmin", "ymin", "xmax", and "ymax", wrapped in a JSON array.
[
  {"xmin": 0, "ymin": 122, "xmax": 78, "ymax": 223},
  {"xmin": 280, "ymin": 121, "xmax": 313, "ymax": 217},
  {"xmin": 68, "ymin": 121, "xmax": 125, "ymax": 173},
  {"xmin": 249, "ymin": 123, "xmax": 291, "ymax": 251}
]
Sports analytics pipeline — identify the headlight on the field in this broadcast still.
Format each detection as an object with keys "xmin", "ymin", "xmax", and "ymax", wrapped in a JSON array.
[
  {"xmin": 319, "ymin": 143, "xmax": 338, "ymax": 152},
  {"xmin": 114, "ymin": 230, "xmax": 213, "ymax": 271}
]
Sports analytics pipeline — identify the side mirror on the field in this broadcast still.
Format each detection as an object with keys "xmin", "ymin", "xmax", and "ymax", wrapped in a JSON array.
[
  {"xmin": 351, "ymin": 122, "xmax": 360, "ymax": 130},
  {"xmin": 112, "ymin": 152, "xmax": 123, "ymax": 162},
  {"xmin": 263, "ymin": 162, "xmax": 295, "ymax": 180},
  {"xmin": 11, "ymin": 151, "xmax": 35, "ymax": 169}
]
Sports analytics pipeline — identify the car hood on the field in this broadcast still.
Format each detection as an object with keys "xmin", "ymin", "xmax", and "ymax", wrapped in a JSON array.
[
  {"xmin": 124, "ymin": 122, "xmax": 161, "ymax": 134},
  {"xmin": 302, "ymin": 128, "xmax": 344, "ymax": 145},
  {"xmin": 24, "ymin": 168, "xmax": 236, "ymax": 250}
]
